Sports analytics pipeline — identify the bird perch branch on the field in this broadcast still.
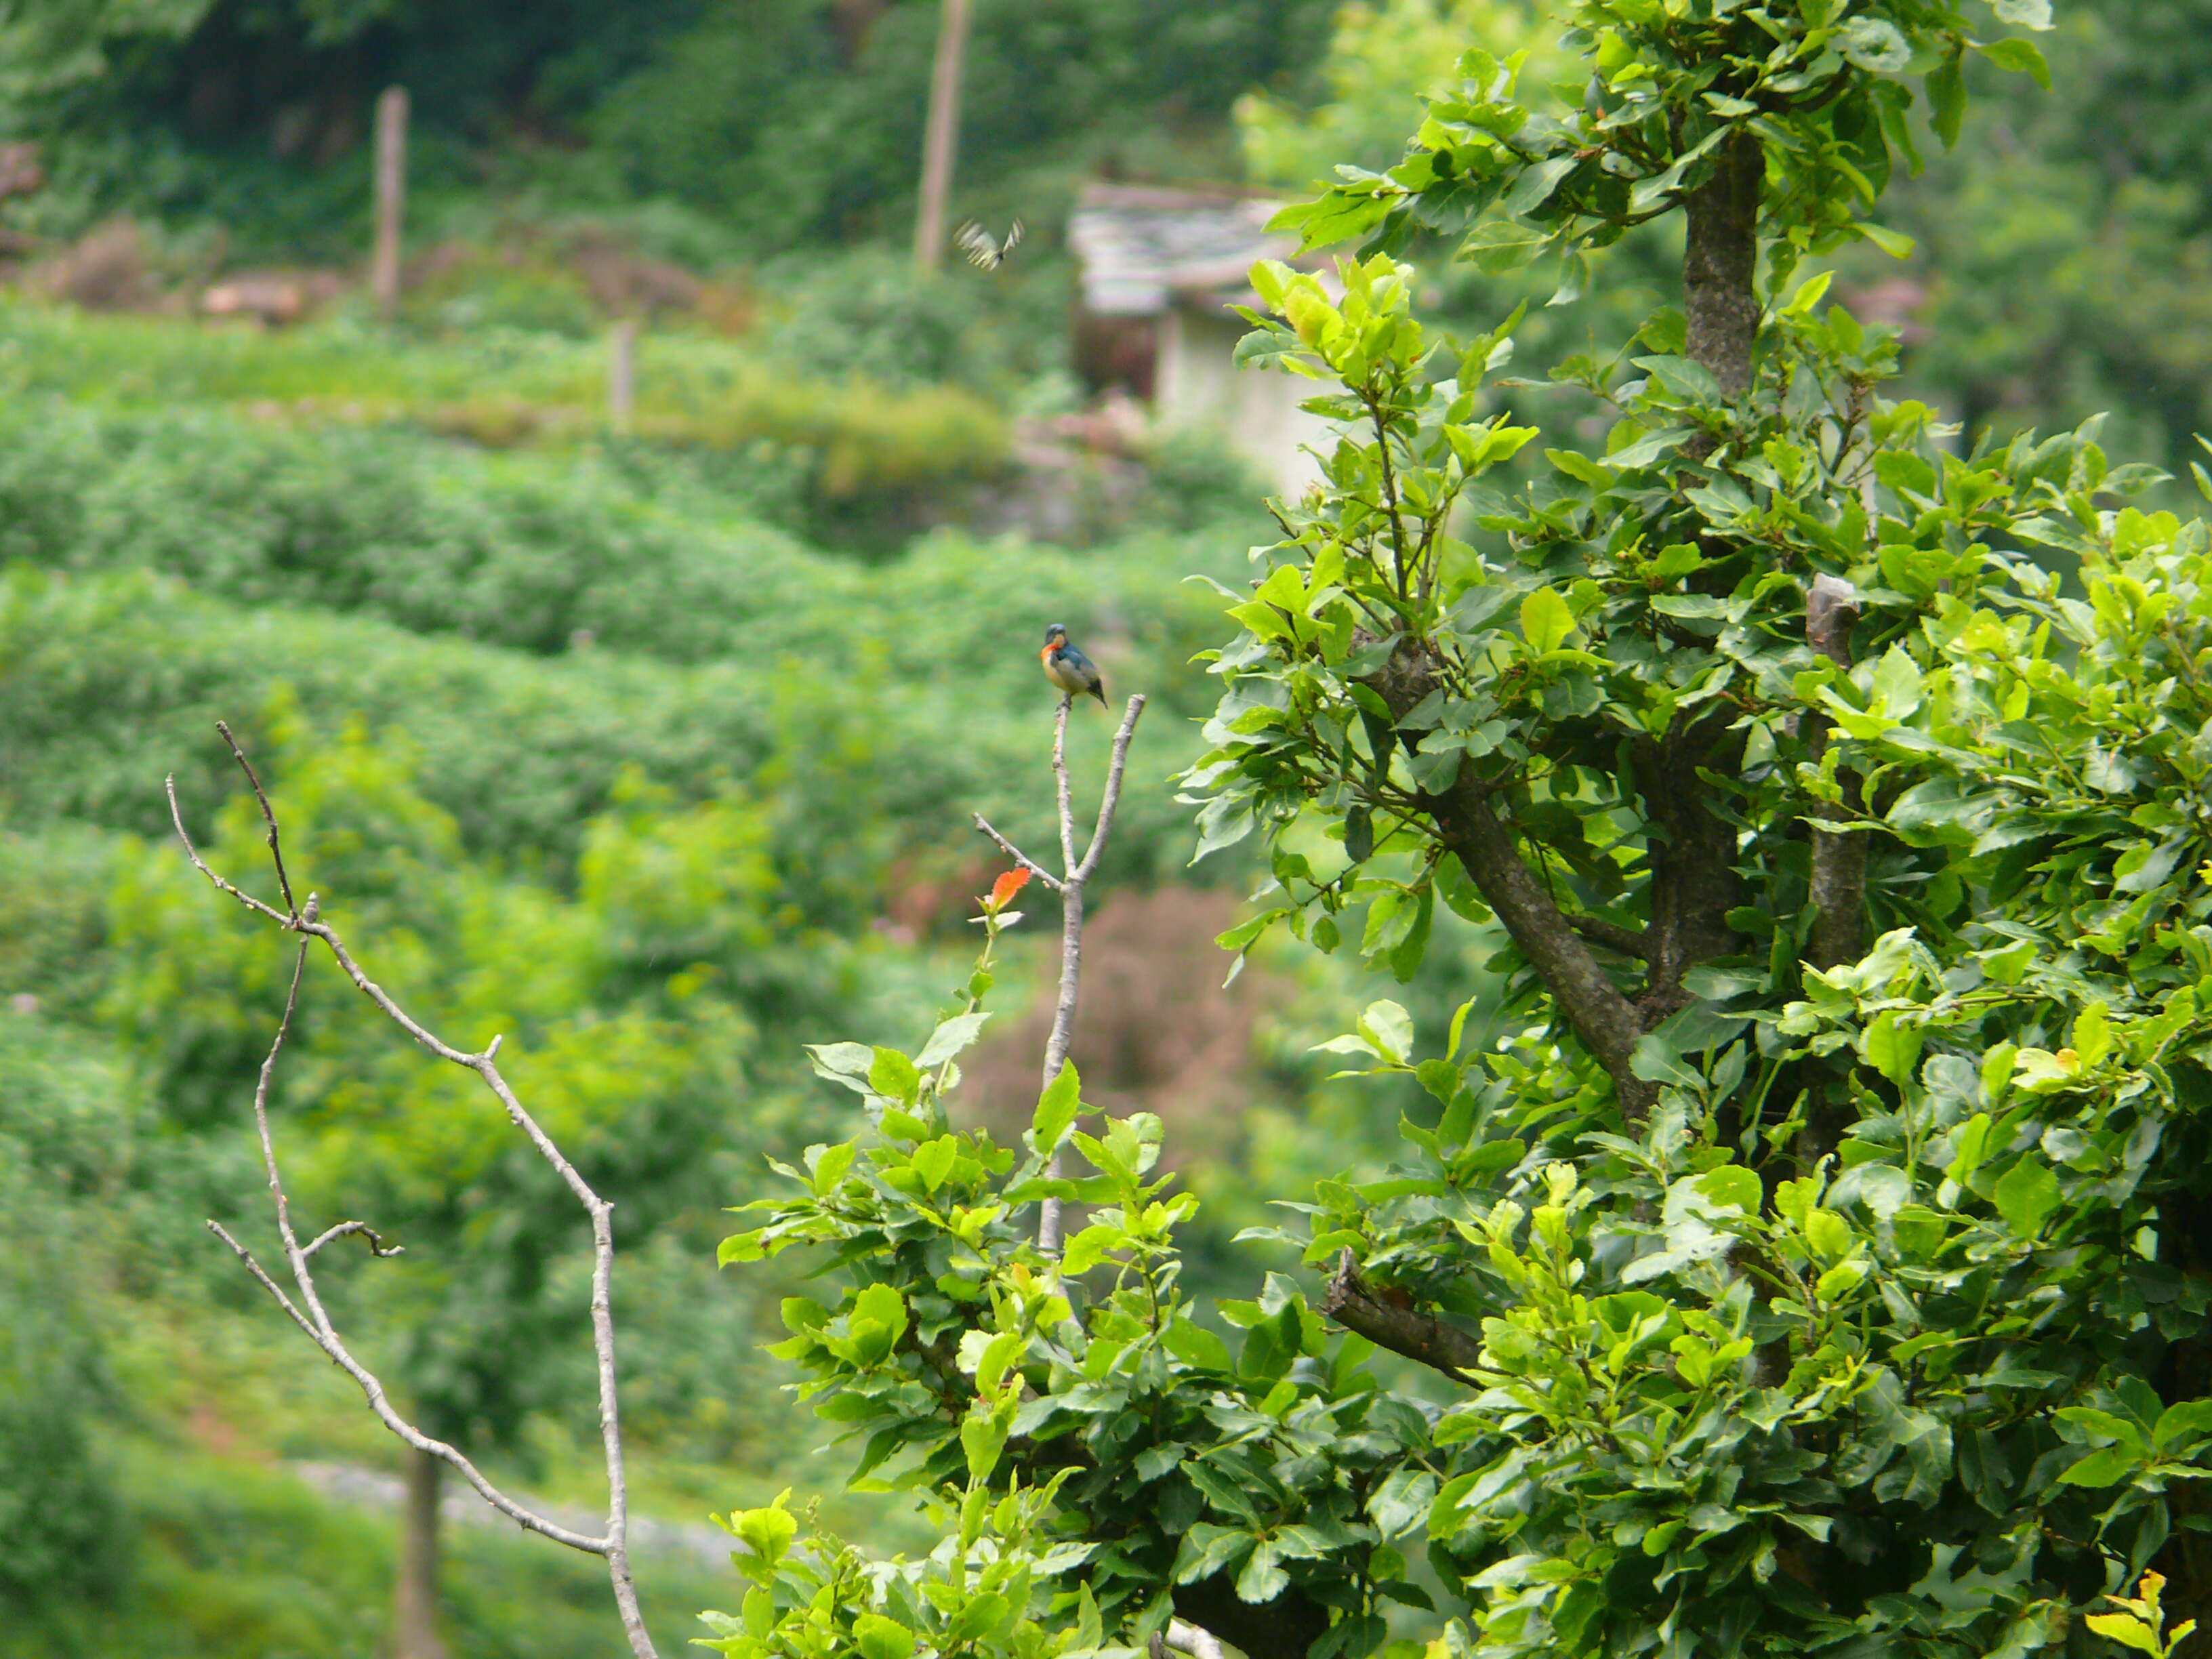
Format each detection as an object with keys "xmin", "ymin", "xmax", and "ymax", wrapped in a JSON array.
[
  {"xmin": 970, "ymin": 691, "xmax": 1146, "ymax": 1254},
  {"xmin": 170, "ymin": 726, "xmax": 658, "ymax": 1659}
]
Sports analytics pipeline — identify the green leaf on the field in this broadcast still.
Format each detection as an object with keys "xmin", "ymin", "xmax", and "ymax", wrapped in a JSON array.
[
  {"xmin": 809, "ymin": 1141, "xmax": 857, "ymax": 1195},
  {"xmin": 1061, "ymin": 1223, "xmax": 1126, "ymax": 1277},
  {"xmin": 916, "ymin": 1012, "xmax": 991, "ymax": 1068},
  {"xmin": 1860, "ymin": 1011, "xmax": 1924, "ymax": 1087},
  {"xmin": 1604, "ymin": 426, "xmax": 1692, "ymax": 470},
  {"xmin": 1033, "ymin": 1061, "xmax": 1082, "ymax": 1152},
  {"xmin": 869, "ymin": 1046, "xmax": 922, "ymax": 1104},
  {"xmin": 1978, "ymin": 35, "xmax": 2051, "ymax": 85},
  {"xmin": 1992, "ymin": 0, "xmax": 2052, "ymax": 28},
  {"xmin": 1519, "ymin": 588, "xmax": 1574, "ymax": 654},
  {"xmin": 1498, "ymin": 155, "xmax": 1578, "ymax": 216},
  {"xmin": 1928, "ymin": 51, "xmax": 1966, "ymax": 149},
  {"xmin": 1236, "ymin": 1539, "xmax": 1289, "ymax": 1603},
  {"xmin": 1835, "ymin": 16, "xmax": 1909, "ymax": 71},
  {"xmin": 1856, "ymin": 222, "xmax": 1916, "ymax": 260},
  {"xmin": 849, "ymin": 1282, "xmax": 908, "ymax": 1357},
  {"xmin": 807, "ymin": 1042, "xmax": 878, "ymax": 1092},
  {"xmin": 1992, "ymin": 1160, "xmax": 2060, "ymax": 1238},
  {"xmin": 1344, "ymin": 804, "xmax": 1374, "ymax": 865},
  {"xmin": 1164, "ymin": 1316, "xmax": 1235, "ymax": 1373},
  {"xmin": 962, "ymin": 1409, "xmax": 1010, "ymax": 1481},
  {"xmin": 2084, "ymin": 1614, "xmax": 2161, "ymax": 1654},
  {"xmin": 1358, "ymin": 1000, "xmax": 1415, "ymax": 1064},
  {"xmin": 2057, "ymin": 1447, "xmax": 2140, "ymax": 1488},
  {"xmin": 724, "ymin": 1492, "xmax": 797, "ymax": 1572},
  {"xmin": 910, "ymin": 1135, "xmax": 958, "ymax": 1193},
  {"xmin": 853, "ymin": 1614, "xmax": 916, "ymax": 1659}
]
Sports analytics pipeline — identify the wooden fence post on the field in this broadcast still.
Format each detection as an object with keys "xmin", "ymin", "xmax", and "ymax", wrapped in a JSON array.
[
  {"xmin": 372, "ymin": 87, "xmax": 409, "ymax": 321},
  {"xmin": 912, "ymin": 0, "xmax": 970, "ymax": 272},
  {"xmin": 609, "ymin": 319, "xmax": 638, "ymax": 435}
]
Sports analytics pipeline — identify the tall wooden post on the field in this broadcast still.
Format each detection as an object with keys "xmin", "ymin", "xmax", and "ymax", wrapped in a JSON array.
[
  {"xmin": 609, "ymin": 319, "xmax": 638, "ymax": 435},
  {"xmin": 912, "ymin": 0, "xmax": 970, "ymax": 272},
  {"xmin": 392, "ymin": 1445, "xmax": 446, "ymax": 1659},
  {"xmin": 371, "ymin": 87, "xmax": 409, "ymax": 322}
]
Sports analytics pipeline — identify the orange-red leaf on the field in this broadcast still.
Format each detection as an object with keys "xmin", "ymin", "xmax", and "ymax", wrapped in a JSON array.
[{"xmin": 990, "ymin": 867, "xmax": 1033, "ymax": 908}]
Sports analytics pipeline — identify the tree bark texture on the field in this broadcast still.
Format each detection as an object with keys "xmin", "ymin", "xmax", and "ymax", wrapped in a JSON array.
[
  {"xmin": 1683, "ymin": 129, "xmax": 1763, "ymax": 398},
  {"xmin": 1633, "ymin": 717, "xmax": 1746, "ymax": 1023},
  {"xmin": 1320, "ymin": 1250, "xmax": 1486, "ymax": 1380},
  {"xmin": 394, "ymin": 1443, "xmax": 446, "ymax": 1659}
]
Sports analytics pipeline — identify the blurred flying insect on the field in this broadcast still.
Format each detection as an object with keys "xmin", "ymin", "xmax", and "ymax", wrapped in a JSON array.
[{"xmin": 956, "ymin": 218, "xmax": 1023, "ymax": 272}]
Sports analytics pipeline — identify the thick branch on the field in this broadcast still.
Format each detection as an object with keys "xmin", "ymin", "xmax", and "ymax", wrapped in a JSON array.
[
  {"xmin": 169, "ymin": 743, "xmax": 658, "ymax": 1659},
  {"xmin": 1434, "ymin": 785, "xmax": 1655, "ymax": 1118},
  {"xmin": 1320, "ymin": 1249, "xmax": 1485, "ymax": 1383},
  {"xmin": 1805, "ymin": 575, "xmax": 1866, "ymax": 971},
  {"xmin": 1353, "ymin": 634, "xmax": 1654, "ymax": 1116}
]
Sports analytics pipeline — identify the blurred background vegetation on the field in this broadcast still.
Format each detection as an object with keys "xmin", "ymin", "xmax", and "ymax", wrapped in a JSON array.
[{"xmin": 0, "ymin": 0, "xmax": 2203, "ymax": 1651}]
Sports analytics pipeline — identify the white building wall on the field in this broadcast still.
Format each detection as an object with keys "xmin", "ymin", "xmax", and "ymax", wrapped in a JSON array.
[{"xmin": 1156, "ymin": 304, "xmax": 1334, "ymax": 501}]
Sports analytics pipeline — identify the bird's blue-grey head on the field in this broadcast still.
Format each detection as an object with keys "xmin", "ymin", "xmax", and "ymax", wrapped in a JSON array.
[{"xmin": 1042, "ymin": 622, "xmax": 1069, "ymax": 647}]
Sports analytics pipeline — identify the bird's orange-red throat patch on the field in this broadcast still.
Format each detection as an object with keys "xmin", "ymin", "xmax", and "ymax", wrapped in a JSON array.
[{"xmin": 1040, "ymin": 643, "xmax": 1059, "ymax": 665}]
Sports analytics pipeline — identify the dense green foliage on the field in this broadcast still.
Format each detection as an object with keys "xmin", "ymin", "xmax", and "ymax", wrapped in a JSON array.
[{"xmin": 693, "ymin": 2, "xmax": 2212, "ymax": 1659}]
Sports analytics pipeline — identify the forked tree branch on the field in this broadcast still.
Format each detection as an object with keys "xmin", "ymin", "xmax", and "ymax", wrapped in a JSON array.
[
  {"xmin": 169, "ymin": 727, "xmax": 658, "ymax": 1659},
  {"xmin": 971, "ymin": 691, "xmax": 1147, "ymax": 1254}
]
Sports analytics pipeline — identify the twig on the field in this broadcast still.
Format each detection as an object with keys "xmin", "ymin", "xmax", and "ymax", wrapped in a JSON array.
[
  {"xmin": 169, "ymin": 741, "xmax": 658, "ymax": 1659},
  {"xmin": 972, "ymin": 693, "xmax": 1147, "ymax": 1255},
  {"xmin": 216, "ymin": 720, "xmax": 298, "ymax": 919},
  {"xmin": 969, "ymin": 817, "xmax": 1066, "ymax": 894},
  {"xmin": 301, "ymin": 1220, "xmax": 405, "ymax": 1260}
]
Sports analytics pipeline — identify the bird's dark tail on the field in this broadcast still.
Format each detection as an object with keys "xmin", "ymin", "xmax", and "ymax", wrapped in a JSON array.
[{"xmin": 1089, "ymin": 684, "xmax": 1109, "ymax": 708}]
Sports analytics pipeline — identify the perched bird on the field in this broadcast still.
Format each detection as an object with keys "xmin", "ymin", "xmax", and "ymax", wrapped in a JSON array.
[
  {"xmin": 956, "ymin": 218, "xmax": 1023, "ymax": 271},
  {"xmin": 1040, "ymin": 623, "xmax": 1107, "ymax": 708}
]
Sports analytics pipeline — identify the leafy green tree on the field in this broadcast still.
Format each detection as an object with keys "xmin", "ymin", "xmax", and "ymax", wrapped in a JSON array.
[{"xmin": 698, "ymin": 0, "xmax": 2212, "ymax": 1656}]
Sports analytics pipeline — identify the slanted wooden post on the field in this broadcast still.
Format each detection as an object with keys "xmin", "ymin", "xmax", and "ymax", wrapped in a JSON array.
[
  {"xmin": 609, "ymin": 319, "xmax": 638, "ymax": 435},
  {"xmin": 912, "ymin": 0, "xmax": 970, "ymax": 271},
  {"xmin": 372, "ymin": 87, "xmax": 409, "ymax": 321}
]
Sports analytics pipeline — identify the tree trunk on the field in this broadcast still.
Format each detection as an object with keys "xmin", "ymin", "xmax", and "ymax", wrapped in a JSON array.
[
  {"xmin": 1682, "ymin": 129, "xmax": 1762, "ymax": 398},
  {"xmin": 1629, "ymin": 125, "xmax": 1767, "ymax": 1015},
  {"xmin": 1635, "ymin": 717, "xmax": 1747, "ymax": 1021},
  {"xmin": 393, "ymin": 1445, "xmax": 446, "ymax": 1659}
]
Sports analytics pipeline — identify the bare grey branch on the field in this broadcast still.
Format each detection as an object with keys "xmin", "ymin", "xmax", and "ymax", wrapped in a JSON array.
[
  {"xmin": 1029, "ymin": 693, "xmax": 1146, "ymax": 1255},
  {"xmin": 172, "ymin": 731, "xmax": 658, "ymax": 1658},
  {"xmin": 969, "ymin": 815, "xmax": 1067, "ymax": 893}
]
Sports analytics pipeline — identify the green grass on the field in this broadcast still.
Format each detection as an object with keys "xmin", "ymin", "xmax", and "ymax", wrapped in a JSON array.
[
  {"xmin": 1, "ymin": 1439, "xmax": 741, "ymax": 1659},
  {"xmin": 0, "ymin": 298, "xmax": 1010, "ymax": 498}
]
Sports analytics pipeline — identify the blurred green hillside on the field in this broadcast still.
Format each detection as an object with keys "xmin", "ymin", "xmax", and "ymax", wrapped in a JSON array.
[{"xmin": 0, "ymin": 295, "xmax": 1451, "ymax": 1654}]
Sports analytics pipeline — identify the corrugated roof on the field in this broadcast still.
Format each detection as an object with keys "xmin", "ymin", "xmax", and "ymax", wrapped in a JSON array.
[{"xmin": 1066, "ymin": 184, "xmax": 1298, "ymax": 317}]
